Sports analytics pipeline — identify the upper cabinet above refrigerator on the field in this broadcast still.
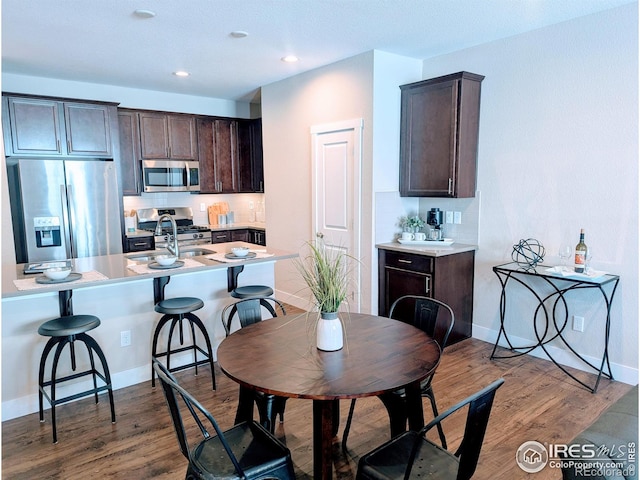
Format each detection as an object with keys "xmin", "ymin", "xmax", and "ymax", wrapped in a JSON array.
[
  {"xmin": 2, "ymin": 94, "xmax": 117, "ymax": 158},
  {"xmin": 399, "ymin": 72, "xmax": 484, "ymax": 198}
]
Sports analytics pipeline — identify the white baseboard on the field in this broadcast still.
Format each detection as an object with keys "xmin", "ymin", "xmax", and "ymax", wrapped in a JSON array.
[
  {"xmin": 2, "ymin": 353, "xmax": 198, "ymax": 422},
  {"xmin": 472, "ymin": 325, "xmax": 638, "ymax": 386},
  {"xmin": 6, "ymin": 325, "xmax": 635, "ymax": 422}
]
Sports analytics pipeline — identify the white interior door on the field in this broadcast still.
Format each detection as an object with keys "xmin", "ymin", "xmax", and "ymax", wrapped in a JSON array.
[{"xmin": 311, "ymin": 119, "xmax": 363, "ymax": 312}]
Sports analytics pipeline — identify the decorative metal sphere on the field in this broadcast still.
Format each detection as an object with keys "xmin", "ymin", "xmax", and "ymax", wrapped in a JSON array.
[{"xmin": 512, "ymin": 238, "xmax": 545, "ymax": 268}]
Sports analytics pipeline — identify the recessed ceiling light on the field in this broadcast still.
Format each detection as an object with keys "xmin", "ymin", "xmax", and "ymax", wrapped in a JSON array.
[
  {"xmin": 173, "ymin": 71, "xmax": 190, "ymax": 77},
  {"xmin": 230, "ymin": 31, "xmax": 249, "ymax": 38},
  {"xmin": 133, "ymin": 9, "xmax": 156, "ymax": 19},
  {"xmin": 281, "ymin": 55, "xmax": 299, "ymax": 63}
]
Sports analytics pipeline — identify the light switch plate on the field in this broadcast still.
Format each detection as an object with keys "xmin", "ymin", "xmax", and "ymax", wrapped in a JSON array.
[
  {"xmin": 445, "ymin": 211, "xmax": 454, "ymax": 224},
  {"xmin": 454, "ymin": 211, "xmax": 462, "ymax": 224}
]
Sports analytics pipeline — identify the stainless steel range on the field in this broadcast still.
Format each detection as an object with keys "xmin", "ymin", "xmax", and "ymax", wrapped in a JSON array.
[{"xmin": 137, "ymin": 207, "xmax": 211, "ymax": 249}]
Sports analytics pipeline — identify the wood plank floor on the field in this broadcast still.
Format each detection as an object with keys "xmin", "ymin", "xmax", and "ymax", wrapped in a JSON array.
[{"xmin": 2, "ymin": 336, "xmax": 632, "ymax": 479}]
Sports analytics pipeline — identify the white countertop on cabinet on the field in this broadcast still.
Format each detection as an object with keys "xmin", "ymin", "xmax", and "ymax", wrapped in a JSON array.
[
  {"xmin": 376, "ymin": 241, "xmax": 478, "ymax": 257},
  {"xmin": 2, "ymin": 242, "xmax": 295, "ymax": 299}
]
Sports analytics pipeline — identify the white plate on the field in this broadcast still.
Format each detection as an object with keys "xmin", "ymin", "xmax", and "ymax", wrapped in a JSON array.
[{"xmin": 397, "ymin": 238, "xmax": 454, "ymax": 246}]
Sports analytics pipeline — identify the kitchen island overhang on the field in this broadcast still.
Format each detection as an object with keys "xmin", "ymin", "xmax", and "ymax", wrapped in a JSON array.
[{"xmin": 1, "ymin": 242, "xmax": 297, "ymax": 421}]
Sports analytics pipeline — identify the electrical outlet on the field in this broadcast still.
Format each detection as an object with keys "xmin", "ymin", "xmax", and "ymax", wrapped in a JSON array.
[
  {"xmin": 454, "ymin": 211, "xmax": 462, "ymax": 224},
  {"xmin": 445, "ymin": 211, "xmax": 454, "ymax": 224},
  {"xmin": 572, "ymin": 316, "xmax": 584, "ymax": 332},
  {"xmin": 199, "ymin": 202, "xmax": 206, "ymax": 212},
  {"xmin": 120, "ymin": 330, "xmax": 131, "ymax": 347}
]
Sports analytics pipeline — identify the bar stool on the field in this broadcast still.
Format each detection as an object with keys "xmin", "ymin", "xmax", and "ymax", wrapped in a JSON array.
[
  {"xmin": 37, "ymin": 314, "xmax": 116, "ymax": 444},
  {"xmin": 230, "ymin": 285, "xmax": 277, "ymax": 316},
  {"xmin": 151, "ymin": 296, "xmax": 216, "ymax": 390}
]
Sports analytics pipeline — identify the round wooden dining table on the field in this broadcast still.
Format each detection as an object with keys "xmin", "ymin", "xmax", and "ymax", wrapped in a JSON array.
[{"xmin": 217, "ymin": 312, "xmax": 441, "ymax": 480}]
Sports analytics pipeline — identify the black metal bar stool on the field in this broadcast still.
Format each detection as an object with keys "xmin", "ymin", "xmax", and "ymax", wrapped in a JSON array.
[
  {"xmin": 151, "ymin": 296, "xmax": 216, "ymax": 390},
  {"xmin": 231, "ymin": 285, "xmax": 278, "ymax": 316},
  {"xmin": 37, "ymin": 314, "xmax": 116, "ymax": 443}
]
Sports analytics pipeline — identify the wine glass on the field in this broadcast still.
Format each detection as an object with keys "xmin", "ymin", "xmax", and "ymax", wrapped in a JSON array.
[
  {"xmin": 558, "ymin": 245, "xmax": 572, "ymax": 268},
  {"xmin": 585, "ymin": 249, "xmax": 593, "ymax": 273}
]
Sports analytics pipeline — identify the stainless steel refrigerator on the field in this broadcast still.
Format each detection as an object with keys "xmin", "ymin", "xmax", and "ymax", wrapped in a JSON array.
[{"xmin": 7, "ymin": 159, "xmax": 123, "ymax": 263}]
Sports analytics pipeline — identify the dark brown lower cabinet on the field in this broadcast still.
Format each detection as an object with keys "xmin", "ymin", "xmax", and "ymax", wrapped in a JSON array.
[
  {"xmin": 231, "ymin": 229, "xmax": 249, "ymax": 242},
  {"xmin": 378, "ymin": 248, "xmax": 475, "ymax": 345},
  {"xmin": 125, "ymin": 236, "xmax": 153, "ymax": 252},
  {"xmin": 211, "ymin": 230, "xmax": 231, "ymax": 244},
  {"xmin": 212, "ymin": 228, "xmax": 266, "ymax": 245}
]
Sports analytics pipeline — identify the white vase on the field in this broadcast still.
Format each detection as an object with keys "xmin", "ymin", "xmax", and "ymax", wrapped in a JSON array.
[{"xmin": 316, "ymin": 312, "xmax": 344, "ymax": 351}]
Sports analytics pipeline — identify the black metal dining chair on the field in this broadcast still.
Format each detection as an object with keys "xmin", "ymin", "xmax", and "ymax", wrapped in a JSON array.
[
  {"xmin": 356, "ymin": 378, "xmax": 505, "ymax": 480},
  {"xmin": 343, "ymin": 295, "xmax": 454, "ymax": 450},
  {"xmin": 153, "ymin": 359, "xmax": 296, "ymax": 480},
  {"xmin": 221, "ymin": 296, "xmax": 289, "ymax": 432}
]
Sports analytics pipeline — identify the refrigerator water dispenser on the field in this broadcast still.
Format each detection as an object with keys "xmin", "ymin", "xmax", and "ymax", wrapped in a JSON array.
[{"xmin": 34, "ymin": 217, "xmax": 62, "ymax": 248}]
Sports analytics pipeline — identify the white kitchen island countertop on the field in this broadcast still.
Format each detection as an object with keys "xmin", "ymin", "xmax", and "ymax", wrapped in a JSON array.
[{"xmin": 2, "ymin": 242, "xmax": 295, "ymax": 298}]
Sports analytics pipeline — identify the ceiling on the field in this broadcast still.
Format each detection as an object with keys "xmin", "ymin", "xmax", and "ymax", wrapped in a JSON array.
[{"xmin": 2, "ymin": 0, "xmax": 634, "ymax": 103}]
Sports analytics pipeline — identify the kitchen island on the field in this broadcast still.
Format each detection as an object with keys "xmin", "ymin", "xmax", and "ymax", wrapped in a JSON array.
[{"xmin": 1, "ymin": 242, "xmax": 297, "ymax": 421}]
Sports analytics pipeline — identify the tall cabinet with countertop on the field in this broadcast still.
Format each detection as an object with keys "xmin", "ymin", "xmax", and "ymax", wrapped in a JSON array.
[{"xmin": 386, "ymin": 71, "xmax": 483, "ymax": 342}]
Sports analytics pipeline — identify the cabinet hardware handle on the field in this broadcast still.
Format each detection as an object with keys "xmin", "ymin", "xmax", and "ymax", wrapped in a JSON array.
[
  {"xmin": 316, "ymin": 232, "xmax": 324, "ymax": 239},
  {"xmin": 448, "ymin": 178, "xmax": 453, "ymax": 194},
  {"xmin": 425, "ymin": 276, "xmax": 430, "ymax": 293},
  {"xmin": 133, "ymin": 242, "xmax": 147, "ymax": 246},
  {"xmin": 398, "ymin": 259, "xmax": 412, "ymax": 264},
  {"xmin": 66, "ymin": 140, "xmax": 70, "ymax": 153}
]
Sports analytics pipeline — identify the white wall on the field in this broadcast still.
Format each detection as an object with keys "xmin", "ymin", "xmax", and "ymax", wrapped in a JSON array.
[
  {"xmin": 261, "ymin": 51, "xmax": 424, "ymax": 313},
  {"xmin": 261, "ymin": 52, "xmax": 375, "ymax": 311},
  {"xmin": 420, "ymin": 4, "xmax": 638, "ymax": 382},
  {"xmin": 2, "ymin": 73, "xmax": 249, "ymax": 117},
  {"xmin": 262, "ymin": 4, "xmax": 638, "ymax": 383}
]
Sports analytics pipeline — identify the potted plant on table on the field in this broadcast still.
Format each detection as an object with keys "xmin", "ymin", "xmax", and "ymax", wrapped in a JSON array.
[{"xmin": 295, "ymin": 239, "xmax": 353, "ymax": 351}]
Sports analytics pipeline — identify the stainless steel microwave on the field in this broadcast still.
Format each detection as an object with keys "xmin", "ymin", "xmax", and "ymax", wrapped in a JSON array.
[{"xmin": 142, "ymin": 160, "xmax": 200, "ymax": 193}]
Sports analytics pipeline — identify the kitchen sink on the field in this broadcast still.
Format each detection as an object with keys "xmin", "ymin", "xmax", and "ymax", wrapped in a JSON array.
[
  {"xmin": 126, "ymin": 248, "xmax": 214, "ymax": 262},
  {"xmin": 179, "ymin": 248, "xmax": 212, "ymax": 258}
]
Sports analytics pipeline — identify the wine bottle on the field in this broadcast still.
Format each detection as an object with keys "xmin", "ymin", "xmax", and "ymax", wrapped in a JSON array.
[{"xmin": 574, "ymin": 229, "xmax": 587, "ymax": 273}]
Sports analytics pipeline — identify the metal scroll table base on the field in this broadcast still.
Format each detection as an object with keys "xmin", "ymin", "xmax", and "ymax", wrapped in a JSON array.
[{"xmin": 490, "ymin": 263, "xmax": 620, "ymax": 393}]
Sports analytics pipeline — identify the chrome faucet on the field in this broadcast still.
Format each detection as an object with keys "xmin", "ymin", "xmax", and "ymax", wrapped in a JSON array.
[{"xmin": 155, "ymin": 214, "xmax": 180, "ymax": 258}]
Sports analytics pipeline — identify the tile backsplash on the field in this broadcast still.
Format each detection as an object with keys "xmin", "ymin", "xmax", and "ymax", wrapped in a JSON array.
[
  {"xmin": 375, "ymin": 191, "xmax": 480, "ymax": 245},
  {"xmin": 123, "ymin": 192, "xmax": 265, "ymax": 226}
]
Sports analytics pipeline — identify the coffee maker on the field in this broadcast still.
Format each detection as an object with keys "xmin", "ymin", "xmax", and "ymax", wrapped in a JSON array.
[{"xmin": 427, "ymin": 208, "xmax": 444, "ymax": 240}]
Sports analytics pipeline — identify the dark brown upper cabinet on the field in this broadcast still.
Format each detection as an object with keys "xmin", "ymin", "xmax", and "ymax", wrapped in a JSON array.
[
  {"xmin": 138, "ymin": 111, "xmax": 197, "ymax": 160},
  {"xmin": 399, "ymin": 72, "xmax": 484, "ymax": 198},
  {"xmin": 117, "ymin": 110, "xmax": 142, "ymax": 196},
  {"xmin": 2, "ymin": 95, "xmax": 115, "ymax": 158},
  {"xmin": 197, "ymin": 117, "xmax": 239, "ymax": 193},
  {"xmin": 238, "ymin": 119, "xmax": 264, "ymax": 193}
]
